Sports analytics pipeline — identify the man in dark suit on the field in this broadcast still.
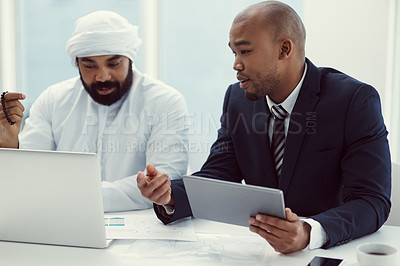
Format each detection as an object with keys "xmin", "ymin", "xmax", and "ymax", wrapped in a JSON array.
[{"xmin": 137, "ymin": 0, "xmax": 391, "ymax": 254}]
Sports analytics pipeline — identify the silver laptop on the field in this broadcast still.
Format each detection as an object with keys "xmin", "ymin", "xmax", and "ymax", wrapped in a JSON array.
[
  {"xmin": 183, "ymin": 175, "xmax": 286, "ymax": 227},
  {"xmin": 0, "ymin": 148, "xmax": 108, "ymax": 248}
]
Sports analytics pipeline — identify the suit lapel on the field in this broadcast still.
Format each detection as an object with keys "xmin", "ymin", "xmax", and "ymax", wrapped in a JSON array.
[{"xmin": 279, "ymin": 59, "xmax": 321, "ymax": 193}]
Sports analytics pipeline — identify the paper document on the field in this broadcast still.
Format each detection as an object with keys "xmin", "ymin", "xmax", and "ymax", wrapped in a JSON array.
[
  {"xmin": 124, "ymin": 233, "xmax": 271, "ymax": 263},
  {"xmin": 105, "ymin": 211, "xmax": 196, "ymax": 241}
]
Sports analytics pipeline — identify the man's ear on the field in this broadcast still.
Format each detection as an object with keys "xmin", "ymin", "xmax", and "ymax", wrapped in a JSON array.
[{"xmin": 279, "ymin": 38, "xmax": 293, "ymax": 59}]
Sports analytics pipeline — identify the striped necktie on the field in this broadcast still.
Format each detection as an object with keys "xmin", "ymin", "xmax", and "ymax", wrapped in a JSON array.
[{"xmin": 271, "ymin": 105, "xmax": 288, "ymax": 180}]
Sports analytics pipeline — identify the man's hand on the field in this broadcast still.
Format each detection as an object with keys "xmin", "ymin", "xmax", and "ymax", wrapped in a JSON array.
[
  {"xmin": 248, "ymin": 208, "xmax": 311, "ymax": 254},
  {"xmin": 137, "ymin": 164, "xmax": 174, "ymax": 206},
  {"xmin": 0, "ymin": 92, "xmax": 25, "ymax": 148}
]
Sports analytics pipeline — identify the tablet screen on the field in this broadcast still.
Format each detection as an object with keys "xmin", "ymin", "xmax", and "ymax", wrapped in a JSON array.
[{"xmin": 183, "ymin": 175, "xmax": 286, "ymax": 227}]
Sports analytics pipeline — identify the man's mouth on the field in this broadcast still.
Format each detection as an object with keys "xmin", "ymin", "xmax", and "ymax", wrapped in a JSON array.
[
  {"xmin": 97, "ymin": 87, "xmax": 116, "ymax": 95},
  {"xmin": 238, "ymin": 77, "xmax": 250, "ymax": 89}
]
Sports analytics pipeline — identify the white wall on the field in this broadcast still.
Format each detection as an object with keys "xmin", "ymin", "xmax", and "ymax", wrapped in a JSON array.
[
  {"xmin": 384, "ymin": 0, "xmax": 400, "ymax": 163},
  {"xmin": 304, "ymin": 0, "xmax": 390, "ymax": 99},
  {"xmin": 0, "ymin": 0, "xmax": 19, "ymax": 92}
]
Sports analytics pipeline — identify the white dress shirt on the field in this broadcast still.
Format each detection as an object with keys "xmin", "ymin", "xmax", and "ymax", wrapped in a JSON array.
[
  {"xmin": 266, "ymin": 63, "xmax": 327, "ymax": 249},
  {"xmin": 19, "ymin": 69, "xmax": 190, "ymax": 212}
]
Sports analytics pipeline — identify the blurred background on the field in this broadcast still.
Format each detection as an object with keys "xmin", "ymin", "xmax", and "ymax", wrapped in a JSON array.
[{"xmin": 0, "ymin": 0, "xmax": 399, "ymax": 170}]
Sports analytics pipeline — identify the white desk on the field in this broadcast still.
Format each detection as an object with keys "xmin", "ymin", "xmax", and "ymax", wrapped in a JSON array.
[{"xmin": 0, "ymin": 209, "xmax": 399, "ymax": 266}]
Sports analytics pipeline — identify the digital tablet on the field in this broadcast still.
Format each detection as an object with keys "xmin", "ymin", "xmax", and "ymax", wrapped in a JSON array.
[{"xmin": 182, "ymin": 175, "xmax": 286, "ymax": 227}]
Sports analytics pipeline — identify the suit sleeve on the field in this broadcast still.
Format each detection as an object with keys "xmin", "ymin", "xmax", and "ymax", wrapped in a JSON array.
[
  {"xmin": 311, "ymin": 84, "xmax": 391, "ymax": 248},
  {"xmin": 154, "ymin": 85, "xmax": 243, "ymax": 224}
]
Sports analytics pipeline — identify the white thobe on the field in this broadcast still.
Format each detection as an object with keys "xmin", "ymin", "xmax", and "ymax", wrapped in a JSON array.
[{"xmin": 19, "ymin": 70, "xmax": 189, "ymax": 212}]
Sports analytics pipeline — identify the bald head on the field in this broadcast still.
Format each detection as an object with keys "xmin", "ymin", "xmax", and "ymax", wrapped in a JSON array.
[{"xmin": 234, "ymin": 1, "xmax": 306, "ymax": 58}]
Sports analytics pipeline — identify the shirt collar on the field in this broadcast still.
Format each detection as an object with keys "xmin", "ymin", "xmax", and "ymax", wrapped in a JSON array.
[{"xmin": 266, "ymin": 62, "xmax": 307, "ymax": 115}]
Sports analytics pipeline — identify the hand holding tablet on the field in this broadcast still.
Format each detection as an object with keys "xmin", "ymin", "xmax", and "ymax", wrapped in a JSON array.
[{"xmin": 182, "ymin": 175, "xmax": 286, "ymax": 227}]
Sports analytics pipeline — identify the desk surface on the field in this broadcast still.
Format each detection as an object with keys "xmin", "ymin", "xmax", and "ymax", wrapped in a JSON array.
[{"xmin": 0, "ymin": 209, "xmax": 399, "ymax": 266}]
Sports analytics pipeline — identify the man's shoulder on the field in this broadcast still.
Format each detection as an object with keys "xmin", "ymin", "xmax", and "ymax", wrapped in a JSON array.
[
  {"xmin": 132, "ymin": 71, "xmax": 185, "ymax": 103},
  {"xmin": 311, "ymin": 65, "xmax": 380, "ymax": 107},
  {"xmin": 47, "ymin": 76, "xmax": 81, "ymax": 89},
  {"xmin": 45, "ymin": 76, "xmax": 82, "ymax": 96},
  {"xmin": 305, "ymin": 59, "xmax": 374, "ymax": 96},
  {"xmin": 319, "ymin": 67, "xmax": 365, "ymax": 87},
  {"xmin": 139, "ymin": 73, "xmax": 179, "ymax": 93},
  {"xmin": 34, "ymin": 76, "xmax": 82, "ymax": 104}
]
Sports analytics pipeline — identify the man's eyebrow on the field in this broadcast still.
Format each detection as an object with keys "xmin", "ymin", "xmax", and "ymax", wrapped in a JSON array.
[
  {"xmin": 106, "ymin": 55, "xmax": 123, "ymax": 62},
  {"xmin": 228, "ymin": 40, "xmax": 252, "ymax": 48},
  {"xmin": 79, "ymin": 55, "xmax": 122, "ymax": 63},
  {"xmin": 80, "ymin": 58, "xmax": 96, "ymax": 63}
]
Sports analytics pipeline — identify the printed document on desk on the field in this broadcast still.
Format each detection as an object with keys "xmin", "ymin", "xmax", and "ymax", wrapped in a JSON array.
[{"xmin": 105, "ymin": 210, "xmax": 196, "ymax": 241}]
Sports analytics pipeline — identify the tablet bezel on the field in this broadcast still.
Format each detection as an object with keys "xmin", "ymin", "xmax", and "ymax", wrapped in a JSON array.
[{"xmin": 183, "ymin": 175, "xmax": 286, "ymax": 227}]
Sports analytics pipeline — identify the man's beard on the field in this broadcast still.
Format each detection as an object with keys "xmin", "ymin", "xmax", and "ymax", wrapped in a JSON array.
[
  {"xmin": 244, "ymin": 64, "xmax": 280, "ymax": 101},
  {"xmin": 80, "ymin": 64, "xmax": 133, "ymax": 106}
]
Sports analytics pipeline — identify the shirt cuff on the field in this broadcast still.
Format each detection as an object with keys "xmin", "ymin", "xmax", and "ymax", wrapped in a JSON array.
[
  {"xmin": 162, "ymin": 205, "xmax": 175, "ymax": 216},
  {"xmin": 301, "ymin": 218, "xmax": 327, "ymax": 249}
]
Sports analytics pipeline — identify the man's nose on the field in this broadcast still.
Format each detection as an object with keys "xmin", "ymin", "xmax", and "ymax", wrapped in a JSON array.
[
  {"xmin": 233, "ymin": 59, "xmax": 244, "ymax": 71},
  {"xmin": 95, "ymin": 67, "xmax": 111, "ymax": 82}
]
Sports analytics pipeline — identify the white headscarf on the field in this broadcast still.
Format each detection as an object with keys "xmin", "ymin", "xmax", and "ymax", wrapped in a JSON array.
[{"xmin": 66, "ymin": 10, "xmax": 142, "ymax": 66}]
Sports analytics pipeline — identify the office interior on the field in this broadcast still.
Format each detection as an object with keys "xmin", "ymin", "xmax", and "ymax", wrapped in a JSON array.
[
  {"xmin": 1, "ymin": 0, "xmax": 399, "ymax": 170},
  {"xmin": 0, "ymin": 0, "xmax": 399, "ymax": 264}
]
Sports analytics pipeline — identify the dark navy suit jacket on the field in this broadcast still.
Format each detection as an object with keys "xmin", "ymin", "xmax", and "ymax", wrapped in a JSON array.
[{"xmin": 154, "ymin": 58, "xmax": 391, "ymax": 249}]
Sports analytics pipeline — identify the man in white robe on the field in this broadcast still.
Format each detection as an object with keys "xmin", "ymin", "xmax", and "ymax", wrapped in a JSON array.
[{"xmin": 0, "ymin": 11, "xmax": 189, "ymax": 212}]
